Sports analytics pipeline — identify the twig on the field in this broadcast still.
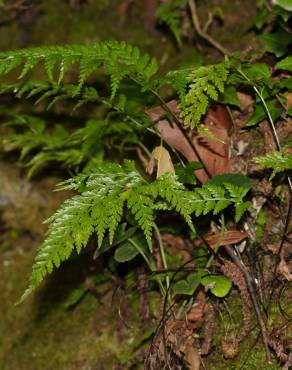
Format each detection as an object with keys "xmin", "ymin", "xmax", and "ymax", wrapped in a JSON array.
[
  {"xmin": 203, "ymin": 11, "xmax": 213, "ymax": 33},
  {"xmin": 187, "ymin": 0, "xmax": 231, "ymax": 56}
]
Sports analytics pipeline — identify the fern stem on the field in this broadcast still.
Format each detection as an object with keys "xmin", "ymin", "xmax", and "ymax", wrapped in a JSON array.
[
  {"xmin": 154, "ymin": 223, "xmax": 170, "ymax": 290},
  {"xmin": 129, "ymin": 237, "xmax": 166, "ymax": 296},
  {"xmin": 128, "ymin": 238, "xmax": 152, "ymax": 269}
]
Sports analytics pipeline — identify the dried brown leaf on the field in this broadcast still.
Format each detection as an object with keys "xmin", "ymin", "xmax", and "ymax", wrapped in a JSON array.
[
  {"xmin": 203, "ymin": 230, "xmax": 248, "ymax": 249},
  {"xmin": 147, "ymin": 101, "xmax": 232, "ymax": 183},
  {"xmin": 146, "ymin": 145, "xmax": 175, "ymax": 178}
]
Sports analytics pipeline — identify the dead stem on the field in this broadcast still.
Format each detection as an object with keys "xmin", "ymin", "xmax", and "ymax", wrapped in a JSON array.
[{"xmin": 187, "ymin": 0, "xmax": 231, "ymax": 56}]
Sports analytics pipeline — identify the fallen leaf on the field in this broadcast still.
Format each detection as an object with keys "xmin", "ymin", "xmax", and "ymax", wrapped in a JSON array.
[
  {"xmin": 237, "ymin": 91, "xmax": 254, "ymax": 112},
  {"xmin": 198, "ymin": 230, "xmax": 248, "ymax": 249},
  {"xmin": 146, "ymin": 145, "xmax": 175, "ymax": 178},
  {"xmin": 146, "ymin": 101, "xmax": 232, "ymax": 183}
]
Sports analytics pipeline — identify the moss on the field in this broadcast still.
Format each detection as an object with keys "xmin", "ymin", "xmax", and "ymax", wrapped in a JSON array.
[
  {"xmin": 0, "ymin": 234, "xmax": 145, "ymax": 370},
  {"xmin": 204, "ymin": 291, "xmax": 281, "ymax": 370}
]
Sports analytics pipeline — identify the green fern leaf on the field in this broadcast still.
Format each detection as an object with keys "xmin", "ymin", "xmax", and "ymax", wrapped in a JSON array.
[{"xmin": 180, "ymin": 62, "xmax": 230, "ymax": 128}]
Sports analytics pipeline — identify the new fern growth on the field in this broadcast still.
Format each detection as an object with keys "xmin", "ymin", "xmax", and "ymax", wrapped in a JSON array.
[{"xmin": 20, "ymin": 161, "xmax": 250, "ymax": 302}]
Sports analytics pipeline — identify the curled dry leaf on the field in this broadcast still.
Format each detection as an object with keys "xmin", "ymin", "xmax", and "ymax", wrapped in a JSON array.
[
  {"xmin": 220, "ymin": 339, "xmax": 240, "ymax": 359},
  {"xmin": 146, "ymin": 100, "xmax": 232, "ymax": 183},
  {"xmin": 186, "ymin": 291, "xmax": 215, "ymax": 356},
  {"xmin": 146, "ymin": 145, "xmax": 175, "ymax": 178}
]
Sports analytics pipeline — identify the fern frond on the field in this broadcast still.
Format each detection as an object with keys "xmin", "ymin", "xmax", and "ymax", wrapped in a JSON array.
[
  {"xmin": 0, "ymin": 41, "xmax": 158, "ymax": 98},
  {"xmin": 180, "ymin": 62, "xmax": 230, "ymax": 128},
  {"xmin": 162, "ymin": 62, "xmax": 230, "ymax": 128},
  {"xmin": 21, "ymin": 163, "xmax": 250, "ymax": 301},
  {"xmin": 255, "ymin": 147, "xmax": 292, "ymax": 178}
]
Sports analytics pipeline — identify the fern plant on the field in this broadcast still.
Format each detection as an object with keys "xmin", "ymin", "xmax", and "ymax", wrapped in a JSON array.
[
  {"xmin": 20, "ymin": 160, "xmax": 250, "ymax": 301},
  {"xmin": 0, "ymin": 40, "xmax": 255, "ymax": 306}
]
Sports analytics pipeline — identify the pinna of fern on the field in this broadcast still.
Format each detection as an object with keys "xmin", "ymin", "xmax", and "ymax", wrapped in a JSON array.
[{"xmin": 20, "ymin": 161, "xmax": 251, "ymax": 302}]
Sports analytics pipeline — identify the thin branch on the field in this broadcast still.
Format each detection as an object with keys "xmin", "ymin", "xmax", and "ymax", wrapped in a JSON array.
[{"xmin": 187, "ymin": 0, "xmax": 231, "ymax": 56}]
